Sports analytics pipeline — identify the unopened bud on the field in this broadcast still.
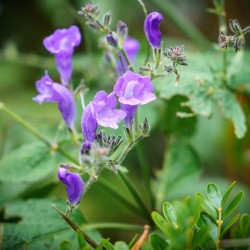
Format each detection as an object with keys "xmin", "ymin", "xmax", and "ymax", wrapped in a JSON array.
[
  {"xmin": 164, "ymin": 65, "xmax": 174, "ymax": 73},
  {"xmin": 234, "ymin": 35, "xmax": 245, "ymax": 52},
  {"xmin": 229, "ymin": 19, "xmax": 242, "ymax": 34},
  {"xmin": 117, "ymin": 21, "xmax": 128, "ymax": 40},
  {"xmin": 106, "ymin": 32, "xmax": 118, "ymax": 47},
  {"xmin": 141, "ymin": 118, "xmax": 150, "ymax": 136},
  {"xmin": 103, "ymin": 11, "xmax": 112, "ymax": 27}
]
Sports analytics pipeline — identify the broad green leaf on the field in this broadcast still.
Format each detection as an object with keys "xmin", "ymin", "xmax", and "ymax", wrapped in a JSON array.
[
  {"xmin": 100, "ymin": 238, "xmax": 114, "ymax": 250},
  {"xmin": 195, "ymin": 193, "xmax": 217, "ymax": 220},
  {"xmin": 222, "ymin": 191, "xmax": 244, "ymax": 220},
  {"xmin": 163, "ymin": 202, "xmax": 178, "ymax": 228},
  {"xmin": 207, "ymin": 183, "xmax": 222, "ymax": 209},
  {"xmin": 2, "ymin": 199, "xmax": 101, "ymax": 250},
  {"xmin": 221, "ymin": 213, "xmax": 240, "ymax": 237},
  {"xmin": 161, "ymin": 95, "xmax": 197, "ymax": 138},
  {"xmin": 149, "ymin": 233, "xmax": 168, "ymax": 250},
  {"xmin": 0, "ymin": 143, "xmax": 58, "ymax": 205},
  {"xmin": 213, "ymin": 89, "xmax": 247, "ymax": 138},
  {"xmin": 114, "ymin": 241, "xmax": 129, "ymax": 250},
  {"xmin": 156, "ymin": 141, "xmax": 202, "ymax": 207},
  {"xmin": 221, "ymin": 181, "xmax": 236, "ymax": 208},
  {"xmin": 151, "ymin": 212, "xmax": 169, "ymax": 235}
]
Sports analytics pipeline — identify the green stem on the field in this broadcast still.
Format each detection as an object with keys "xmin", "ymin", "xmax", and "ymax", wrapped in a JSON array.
[
  {"xmin": 120, "ymin": 48, "xmax": 135, "ymax": 72},
  {"xmin": 118, "ymin": 172, "xmax": 153, "ymax": 225},
  {"xmin": 216, "ymin": 207, "xmax": 223, "ymax": 249},
  {"xmin": 0, "ymin": 102, "xmax": 79, "ymax": 165},
  {"xmin": 85, "ymin": 166, "xmax": 104, "ymax": 193},
  {"xmin": 82, "ymin": 222, "xmax": 143, "ymax": 231}
]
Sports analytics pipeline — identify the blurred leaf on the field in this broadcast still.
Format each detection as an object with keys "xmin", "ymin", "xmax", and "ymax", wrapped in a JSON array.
[
  {"xmin": 195, "ymin": 193, "xmax": 217, "ymax": 220},
  {"xmin": 156, "ymin": 140, "xmax": 202, "ymax": 206},
  {"xmin": 151, "ymin": 212, "xmax": 169, "ymax": 235},
  {"xmin": 162, "ymin": 95, "xmax": 197, "ymax": 138},
  {"xmin": 59, "ymin": 240, "xmax": 74, "ymax": 250},
  {"xmin": 149, "ymin": 233, "xmax": 168, "ymax": 250},
  {"xmin": 77, "ymin": 230, "xmax": 88, "ymax": 249},
  {"xmin": 100, "ymin": 238, "xmax": 114, "ymax": 250},
  {"xmin": 239, "ymin": 213, "xmax": 250, "ymax": 237},
  {"xmin": 2, "ymin": 199, "xmax": 101, "ymax": 250},
  {"xmin": 213, "ymin": 89, "xmax": 247, "ymax": 138},
  {"xmin": 221, "ymin": 213, "xmax": 240, "ymax": 237},
  {"xmin": 163, "ymin": 202, "xmax": 178, "ymax": 228},
  {"xmin": 0, "ymin": 143, "xmax": 58, "ymax": 205},
  {"xmin": 207, "ymin": 183, "xmax": 222, "ymax": 209},
  {"xmin": 192, "ymin": 227, "xmax": 210, "ymax": 249},
  {"xmin": 114, "ymin": 241, "xmax": 129, "ymax": 250},
  {"xmin": 222, "ymin": 191, "xmax": 244, "ymax": 220},
  {"xmin": 221, "ymin": 181, "xmax": 236, "ymax": 208}
]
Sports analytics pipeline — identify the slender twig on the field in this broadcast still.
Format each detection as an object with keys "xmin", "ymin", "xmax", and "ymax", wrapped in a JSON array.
[{"xmin": 52, "ymin": 204, "xmax": 101, "ymax": 249}]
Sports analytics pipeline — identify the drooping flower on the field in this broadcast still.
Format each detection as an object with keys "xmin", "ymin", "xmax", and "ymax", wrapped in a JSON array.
[
  {"xmin": 43, "ymin": 25, "xmax": 81, "ymax": 85},
  {"xmin": 117, "ymin": 37, "xmax": 140, "ymax": 75},
  {"xmin": 113, "ymin": 71, "xmax": 156, "ymax": 127},
  {"xmin": 58, "ymin": 167, "xmax": 84, "ymax": 205},
  {"xmin": 81, "ymin": 91, "xmax": 126, "ymax": 143},
  {"xmin": 33, "ymin": 71, "xmax": 76, "ymax": 129},
  {"xmin": 144, "ymin": 12, "xmax": 163, "ymax": 48}
]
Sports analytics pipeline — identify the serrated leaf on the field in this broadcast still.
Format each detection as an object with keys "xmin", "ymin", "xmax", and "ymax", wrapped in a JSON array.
[
  {"xmin": 100, "ymin": 239, "xmax": 114, "ymax": 250},
  {"xmin": 213, "ymin": 89, "xmax": 247, "ymax": 138},
  {"xmin": 163, "ymin": 202, "xmax": 178, "ymax": 228},
  {"xmin": 114, "ymin": 241, "xmax": 129, "ymax": 250},
  {"xmin": 221, "ymin": 181, "xmax": 236, "ymax": 208},
  {"xmin": 2, "ymin": 199, "xmax": 101, "ymax": 250},
  {"xmin": 207, "ymin": 183, "xmax": 222, "ymax": 209},
  {"xmin": 221, "ymin": 213, "xmax": 240, "ymax": 237},
  {"xmin": 149, "ymin": 233, "xmax": 168, "ymax": 250},
  {"xmin": 223, "ymin": 191, "xmax": 244, "ymax": 219},
  {"xmin": 151, "ymin": 212, "xmax": 169, "ymax": 235},
  {"xmin": 0, "ymin": 143, "xmax": 58, "ymax": 205},
  {"xmin": 196, "ymin": 193, "xmax": 217, "ymax": 220}
]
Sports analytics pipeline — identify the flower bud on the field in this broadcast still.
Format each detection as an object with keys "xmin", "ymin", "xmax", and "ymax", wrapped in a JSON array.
[
  {"xmin": 164, "ymin": 65, "xmax": 174, "ymax": 73},
  {"xmin": 144, "ymin": 12, "xmax": 163, "ymax": 48},
  {"xmin": 234, "ymin": 35, "xmax": 245, "ymax": 52},
  {"xmin": 218, "ymin": 31, "xmax": 229, "ymax": 49},
  {"xmin": 141, "ymin": 118, "xmax": 150, "ymax": 136},
  {"xmin": 103, "ymin": 11, "xmax": 112, "ymax": 27},
  {"xmin": 106, "ymin": 32, "xmax": 118, "ymax": 47},
  {"xmin": 117, "ymin": 21, "xmax": 128, "ymax": 41},
  {"xmin": 229, "ymin": 19, "xmax": 242, "ymax": 34}
]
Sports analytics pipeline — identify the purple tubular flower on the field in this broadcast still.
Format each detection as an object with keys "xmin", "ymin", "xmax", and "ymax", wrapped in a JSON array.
[
  {"xmin": 144, "ymin": 12, "xmax": 163, "ymax": 48},
  {"xmin": 58, "ymin": 167, "xmax": 84, "ymax": 205},
  {"xmin": 81, "ymin": 91, "xmax": 126, "ymax": 142},
  {"xmin": 113, "ymin": 71, "xmax": 156, "ymax": 127},
  {"xmin": 117, "ymin": 37, "xmax": 140, "ymax": 75},
  {"xmin": 43, "ymin": 25, "xmax": 81, "ymax": 85},
  {"xmin": 33, "ymin": 71, "xmax": 76, "ymax": 129}
]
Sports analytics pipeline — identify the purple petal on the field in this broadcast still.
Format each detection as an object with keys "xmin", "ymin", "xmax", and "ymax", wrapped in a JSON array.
[
  {"xmin": 144, "ymin": 12, "xmax": 163, "ymax": 48},
  {"xmin": 58, "ymin": 167, "xmax": 84, "ymax": 205},
  {"xmin": 96, "ymin": 109, "xmax": 126, "ymax": 128},
  {"xmin": 33, "ymin": 72, "xmax": 76, "ymax": 128},
  {"xmin": 121, "ymin": 104, "xmax": 137, "ymax": 128},
  {"xmin": 81, "ymin": 104, "xmax": 98, "ymax": 142}
]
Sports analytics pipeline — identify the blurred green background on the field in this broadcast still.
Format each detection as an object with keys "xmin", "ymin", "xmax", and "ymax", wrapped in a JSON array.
[{"xmin": 1, "ymin": 0, "xmax": 250, "ymax": 242}]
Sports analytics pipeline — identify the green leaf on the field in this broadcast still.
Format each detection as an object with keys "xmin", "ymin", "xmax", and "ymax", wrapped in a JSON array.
[
  {"xmin": 151, "ymin": 212, "xmax": 169, "ymax": 235},
  {"xmin": 0, "ymin": 143, "xmax": 58, "ymax": 205},
  {"xmin": 59, "ymin": 240, "xmax": 74, "ymax": 250},
  {"xmin": 100, "ymin": 239, "xmax": 114, "ymax": 250},
  {"xmin": 213, "ymin": 89, "xmax": 247, "ymax": 138},
  {"xmin": 2, "ymin": 199, "xmax": 101, "ymax": 250},
  {"xmin": 163, "ymin": 202, "xmax": 178, "ymax": 228},
  {"xmin": 149, "ymin": 233, "xmax": 168, "ymax": 250},
  {"xmin": 161, "ymin": 95, "xmax": 197, "ymax": 138},
  {"xmin": 192, "ymin": 227, "xmax": 210, "ymax": 249},
  {"xmin": 240, "ymin": 213, "xmax": 250, "ymax": 237},
  {"xmin": 114, "ymin": 241, "xmax": 129, "ymax": 250},
  {"xmin": 195, "ymin": 193, "xmax": 217, "ymax": 220},
  {"xmin": 77, "ymin": 230, "xmax": 87, "ymax": 248},
  {"xmin": 221, "ymin": 213, "xmax": 240, "ymax": 237},
  {"xmin": 221, "ymin": 181, "xmax": 236, "ymax": 208},
  {"xmin": 156, "ymin": 141, "xmax": 201, "ymax": 207},
  {"xmin": 223, "ymin": 191, "xmax": 244, "ymax": 220},
  {"xmin": 207, "ymin": 183, "xmax": 222, "ymax": 209}
]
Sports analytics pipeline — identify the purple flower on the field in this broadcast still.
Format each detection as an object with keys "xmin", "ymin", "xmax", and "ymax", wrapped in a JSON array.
[
  {"xmin": 117, "ymin": 37, "xmax": 140, "ymax": 75},
  {"xmin": 144, "ymin": 12, "xmax": 163, "ymax": 48},
  {"xmin": 81, "ymin": 91, "xmax": 126, "ymax": 142},
  {"xmin": 33, "ymin": 71, "xmax": 76, "ymax": 129},
  {"xmin": 113, "ymin": 71, "xmax": 156, "ymax": 127},
  {"xmin": 43, "ymin": 25, "xmax": 81, "ymax": 85},
  {"xmin": 58, "ymin": 167, "xmax": 84, "ymax": 205}
]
